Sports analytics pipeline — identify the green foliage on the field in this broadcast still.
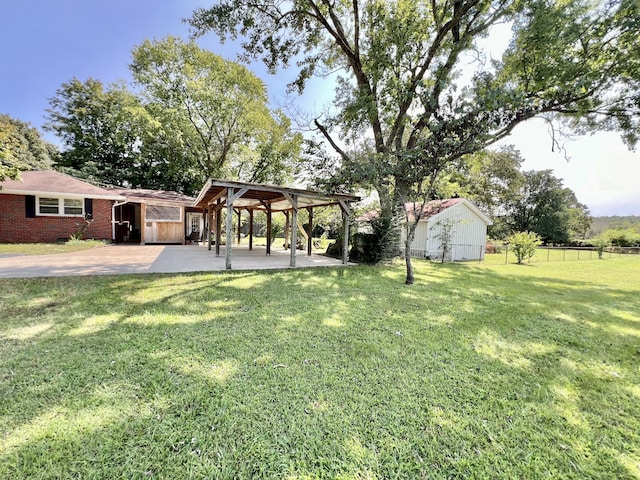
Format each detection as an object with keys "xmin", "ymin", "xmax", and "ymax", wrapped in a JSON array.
[
  {"xmin": 508, "ymin": 231, "xmax": 542, "ymax": 264},
  {"xmin": 600, "ymin": 228, "xmax": 640, "ymax": 247},
  {"xmin": 45, "ymin": 38, "xmax": 302, "ymax": 194},
  {"xmin": 589, "ymin": 216, "xmax": 640, "ymax": 237},
  {"xmin": 446, "ymin": 147, "xmax": 525, "ymax": 219},
  {"xmin": 189, "ymin": 0, "xmax": 639, "ymax": 283},
  {"xmin": 46, "ymin": 78, "xmax": 161, "ymax": 188},
  {"xmin": 508, "ymin": 170, "xmax": 590, "ymax": 244},
  {"xmin": 443, "ymin": 148, "xmax": 591, "ymax": 243},
  {"xmin": 1, "ymin": 260, "xmax": 639, "ymax": 478},
  {"xmin": 592, "ymin": 236, "xmax": 610, "ymax": 259},
  {"xmin": 0, "ymin": 113, "xmax": 56, "ymax": 181},
  {"xmin": 432, "ymin": 218, "xmax": 458, "ymax": 263},
  {"xmin": 130, "ymin": 36, "xmax": 301, "ymax": 189},
  {"xmin": 350, "ymin": 215, "xmax": 399, "ymax": 264}
]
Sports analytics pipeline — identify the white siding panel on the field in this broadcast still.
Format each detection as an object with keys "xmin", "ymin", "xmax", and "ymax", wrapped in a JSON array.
[{"xmin": 408, "ymin": 201, "xmax": 488, "ymax": 261}]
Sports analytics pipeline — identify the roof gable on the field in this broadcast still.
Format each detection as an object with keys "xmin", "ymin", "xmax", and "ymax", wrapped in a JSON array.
[{"xmin": 415, "ymin": 199, "xmax": 492, "ymax": 225}]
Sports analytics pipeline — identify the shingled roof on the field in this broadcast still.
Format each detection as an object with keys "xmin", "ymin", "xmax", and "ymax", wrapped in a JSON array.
[
  {"xmin": 0, "ymin": 170, "xmax": 123, "ymax": 200},
  {"xmin": 110, "ymin": 188, "xmax": 196, "ymax": 206},
  {"xmin": 358, "ymin": 198, "xmax": 491, "ymax": 225}
]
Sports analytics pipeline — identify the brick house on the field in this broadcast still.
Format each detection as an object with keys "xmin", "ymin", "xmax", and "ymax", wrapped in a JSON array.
[{"xmin": 0, "ymin": 170, "xmax": 123, "ymax": 243}]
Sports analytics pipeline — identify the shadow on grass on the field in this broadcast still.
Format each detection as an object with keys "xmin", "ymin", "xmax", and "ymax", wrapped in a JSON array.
[{"xmin": 1, "ymin": 259, "xmax": 639, "ymax": 478}]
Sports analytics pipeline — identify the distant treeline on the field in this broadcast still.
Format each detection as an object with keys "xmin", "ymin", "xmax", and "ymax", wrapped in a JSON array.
[{"xmin": 589, "ymin": 216, "xmax": 640, "ymax": 237}]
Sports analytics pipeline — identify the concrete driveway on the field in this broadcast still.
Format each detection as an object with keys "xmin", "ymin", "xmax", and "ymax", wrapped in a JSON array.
[{"xmin": 0, "ymin": 244, "xmax": 351, "ymax": 279}]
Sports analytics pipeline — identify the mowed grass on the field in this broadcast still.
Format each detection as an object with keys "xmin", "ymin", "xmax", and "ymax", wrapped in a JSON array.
[
  {"xmin": 484, "ymin": 248, "xmax": 609, "ymax": 265},
  {"xmin": 0, "ymin": 240, "xmax": 106, "ymax": 256},
  {"xmin": 1, "ymin": 258, "xmax": 639, "ymax": 479}
]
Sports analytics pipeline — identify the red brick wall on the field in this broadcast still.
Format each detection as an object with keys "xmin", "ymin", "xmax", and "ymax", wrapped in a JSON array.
[{"xmin": 0, "ymin": 194, "xmax": 114, "ymax": 243}]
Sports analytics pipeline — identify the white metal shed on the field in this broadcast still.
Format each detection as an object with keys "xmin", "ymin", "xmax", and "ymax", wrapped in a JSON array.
[{"xmin": 402, "ymin": 198, "xmax": 493, "ymax": 261}]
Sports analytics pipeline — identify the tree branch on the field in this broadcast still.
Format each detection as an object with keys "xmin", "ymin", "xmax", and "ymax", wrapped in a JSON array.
[{"xmin": 314, "ymin": 118, "xmax": 351, "ymax": 164}]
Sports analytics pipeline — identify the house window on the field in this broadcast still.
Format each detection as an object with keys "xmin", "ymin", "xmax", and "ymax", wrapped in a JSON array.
[
  {"xmin": 38, "ymin": 197, "xmax": 60, "ymax": 215},
  {"xmin": 37, "ymin": 197, "xmax": 85, "ymax": 216},
  {"xmin": 64, "ymin": 199, "xmax": 83, "ymax": 215},
  {"xmin": 146, "ymin": 205, "xmax": 181, "ymax": 222}
]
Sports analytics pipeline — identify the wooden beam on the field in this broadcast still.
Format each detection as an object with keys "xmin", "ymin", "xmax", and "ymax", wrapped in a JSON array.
[
  {"xmin": 282, "ymin": 191, "xmax": 297, "ymax": 209},
  {"xmin": 227, "ymin": 187, "xmax": 249, "ymax": 204},
  {"xmin": 342, "ymin": 204, "xmax": 350, "ymax": 265},
  {"xmin": 140, "ymin": 203, "xmax": 146, "ymax": 245},
  {"xmin": 207, "ymin": 207, "xmax": 212, "ymax": 251},
  {"xmin": 338, "ymin": 199, "xmax": 351, "ymax": 216},
  {"xmin": 296, "ymin": 219, "xmax": 309, "ymax": 242},
  {"xmin": 215, "ymin": 199, "xmax": 222, "ymax": 256},
  {"xmin": 236, "ymin": 208, "xmax": 242, "ymax": 245},
  {"xmin": 249, "ymin": 209, "xmax": 254, "ymax": 251},
  {"xmin": 284, "ymin": 211, "xmax": 290, "ymax": 250},
  {"xmin": 307, "ymin": 207, "xmax": 314, "ymax": 256},
  {"xmin": 206, "ymin": 188, "xmax": 227, "ymax": 207},
  {"xmin": 266, "ymin": 204, "xmax": 272, "ymax": 256},
  {"xmin": 290, "ymin": 194, "xmax": 298, "ymax": 267},
  {"xmin": 226, "ymin": 187, "xmax": 234, "ymax": 269}
]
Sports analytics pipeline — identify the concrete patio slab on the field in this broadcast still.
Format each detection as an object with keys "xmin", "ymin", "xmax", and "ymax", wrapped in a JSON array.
[{"xmin": 0, "ymin": 244, "xmax": 352, "ymax": 279}]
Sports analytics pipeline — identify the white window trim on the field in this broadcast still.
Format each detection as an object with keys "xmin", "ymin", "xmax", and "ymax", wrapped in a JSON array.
[{"xmin": 37, "ymin": 196, "xmax": 85, "ymax": 217}]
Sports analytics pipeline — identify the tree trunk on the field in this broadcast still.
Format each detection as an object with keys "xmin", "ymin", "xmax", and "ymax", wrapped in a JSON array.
[
  {"xmin": 403, "ymin": 216, "xmax": 419, "ymax": 285},
  {"xmin": 405, "ymin": 238, "xmax": 415, "ymax": 285}
]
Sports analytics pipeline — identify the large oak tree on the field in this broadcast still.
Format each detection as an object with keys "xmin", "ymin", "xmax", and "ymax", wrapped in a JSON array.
[
  {"xmin": 130, "ymin": 36, "xmax": 302, "ymax": 189},
  {"xmin": 190, "ymin": 0, "xmax": 640, "ymax": 283}
]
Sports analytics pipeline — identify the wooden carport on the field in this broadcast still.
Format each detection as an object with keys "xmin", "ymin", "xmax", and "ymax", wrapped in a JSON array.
[{"xmin": 193, "ymin": 179, "xmax": 360, "ymax": 269}]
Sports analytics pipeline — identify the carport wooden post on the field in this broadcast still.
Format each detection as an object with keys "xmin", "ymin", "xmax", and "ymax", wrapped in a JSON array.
[
  {"xmin": 307, "ymin": 207, "xmax": 314, "ymax": 256},
  {"xmin": 236, "ymin": 209, "xmax": 242, "ymax": 245},
  {"xmin": 207, "ymin": 206, "xmax": 213, "ymax": 251},
  {"xmin": 140, "ymin": 203, "xmax": 146, "ymax": 245},
  {"xmin": 226, "ymin": 193, "xmax": 233, "ymax": 269},
  {"xmin": 284, "ymin": 211, "xmax": 290, "ymax": 250},
  {"xmin": 266, "ymin": 204, "xmax": 272, "ymax": 256},
  {"xmin": 225, "ymin": 187, "xmax": 249, "ymax": 269},
  {"xmin": 339, "ymin": 200, "xmax": 351, "ymax": 265},
  {"xmin": 248, "ymin": 209, "xmax": 254, "ymax": 251},
  {"xmin": 283, "ymin": 193, "xmax": 298, "ymax": 267},
  {"xmin": 215, "ymin": 201, "xmax": 222, "ymax": 256}
]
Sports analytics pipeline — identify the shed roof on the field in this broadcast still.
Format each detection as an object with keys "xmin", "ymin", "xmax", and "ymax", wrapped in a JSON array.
[
  {"xmin": 0, "ymin": 170, "xmax": 123, "ymax": 200},
  {"xmin": 358, "ymin": 198, "xmax": 492, "ymax": 225},
  {"xmin": 194, "ymin": 179, "xmax": 360, "ymax": 211}
]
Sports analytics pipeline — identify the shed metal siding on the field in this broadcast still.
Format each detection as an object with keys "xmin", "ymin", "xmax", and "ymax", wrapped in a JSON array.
[{"xmin": 407, "ymin": 201, "xmax": 488, "ymax": 261}]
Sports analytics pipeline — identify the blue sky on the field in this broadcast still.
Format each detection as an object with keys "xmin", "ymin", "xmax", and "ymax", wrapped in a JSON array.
[{"xmin": 1, "ymin": 0, "xmax": 638, "ymax": 216}]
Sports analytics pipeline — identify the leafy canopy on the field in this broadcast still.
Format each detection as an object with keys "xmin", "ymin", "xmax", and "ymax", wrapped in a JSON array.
[
  {"xmin": 0, "ymin": 114, "xmax": 56, "ymax": 182},
  {"xmin": 46, "ymin": 37, "xmax": 303, "ymax": 194}
]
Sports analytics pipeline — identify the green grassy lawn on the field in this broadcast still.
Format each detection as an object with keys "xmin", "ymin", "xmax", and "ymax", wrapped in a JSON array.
[
  {"xmin": 0, "ymin": 240, "xmax": 106, "ymax": 256},
  {"xmin": 484, "ymin": 247, "xmax": 635, "ymax": 265},
  {"xmin": 1, "ymin": 258, "xmax": 639, "ymax": 479}
]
